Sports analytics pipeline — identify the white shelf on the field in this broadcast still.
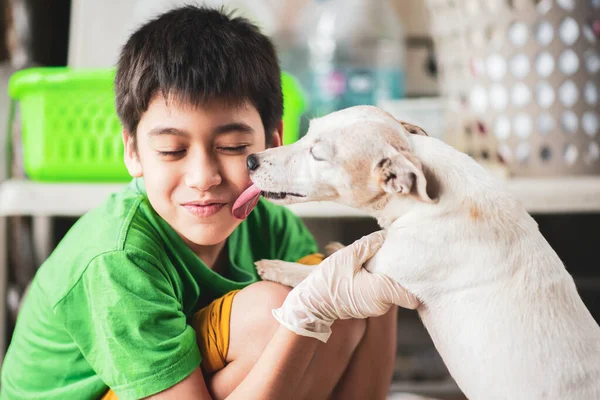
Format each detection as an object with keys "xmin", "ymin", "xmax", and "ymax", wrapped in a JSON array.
[
  {"xmin": 1, "ymin": 177, "xmax": 600, "ymax": 217},
  {"xmin": 0, "ymin": 180, "xmax": 365, "ymax": 218},
  {"xmin": 501, "ymin": 176, "xmax": 600, "ymax": 214},
  {"xmin": 0, "ymin": 180, "xmax": 126, "ymax": 217}
]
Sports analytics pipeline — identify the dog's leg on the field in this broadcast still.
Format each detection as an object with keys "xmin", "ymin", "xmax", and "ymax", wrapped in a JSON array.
[
  {"xmin": 256, "ymin": 242, "xmax": 345, "ymax": 287},
  {"xmin": 255, "ymin": 259, "xmax": 317, "ymax": 288},
  {"xmin": 324, "ymin": 241, "xmax": 345, "ymax": 256}
]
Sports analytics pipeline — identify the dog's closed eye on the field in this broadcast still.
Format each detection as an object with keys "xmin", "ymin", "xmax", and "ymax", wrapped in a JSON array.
[{"xmin": 310, "ymin": 142, "xmax": 332, "ymax": 162}]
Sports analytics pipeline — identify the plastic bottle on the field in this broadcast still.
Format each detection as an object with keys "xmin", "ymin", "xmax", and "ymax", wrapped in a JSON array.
[{"xmin": 278, "ymin": 0, "xmax": 406, "ymax": 127}]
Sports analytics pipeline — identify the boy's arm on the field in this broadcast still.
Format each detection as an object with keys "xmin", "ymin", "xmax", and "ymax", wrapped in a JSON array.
[
  {"xmin": 56, "ymin": 249, "xmax": 320, "ymax": 400},
  {"xmin": 224, "ymin": 327, "xmax": 319, "ymax": 399},
  {"xmin": 145, "ymin": 328, "xmax": 319, "ymax": 400},
  {"xmin": 144, "ymin": 369, "xmax": 209, "ymax": 399},
  {"xmin": 55, "ymin": 252, "xmax": 203, "ymax": 399},
  {"xmin": 147, "ymin": 233, "xmax": 399, "ymax": 399}
]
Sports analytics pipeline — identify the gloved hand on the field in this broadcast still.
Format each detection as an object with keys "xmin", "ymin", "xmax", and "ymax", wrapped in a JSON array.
[{"xmin": 273, "ymin": 231, "xmax": 419, "ymax": 343}]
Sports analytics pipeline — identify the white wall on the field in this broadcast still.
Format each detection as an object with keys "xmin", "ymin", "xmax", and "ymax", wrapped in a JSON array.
[
  {"xmin": 68, "ymin": 0, "xmax": 438, "ymax": 98},
  {"xmin": 68, "ymin": 0, "xmax": 279, "ymax": 68}
]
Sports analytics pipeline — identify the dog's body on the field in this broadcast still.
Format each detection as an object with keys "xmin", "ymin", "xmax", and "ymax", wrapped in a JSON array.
[
  {"xmin": 370, "ymin": 136, "xmax": 600, "ymax": 399},
  {"xmin": 251, "ymin": 106, "xmax": 600, "ymax": 400}
]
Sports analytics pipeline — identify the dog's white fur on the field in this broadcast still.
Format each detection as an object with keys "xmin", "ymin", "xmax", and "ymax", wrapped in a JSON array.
[{"xmin": 251, "ymin": 106, "xmax": 600, "ymax": 400}]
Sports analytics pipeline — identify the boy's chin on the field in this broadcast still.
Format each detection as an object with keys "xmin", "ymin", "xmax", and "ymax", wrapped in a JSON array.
[{"xmin": 180, "ymin": 217, "xmax": 241, "ymax": 247}]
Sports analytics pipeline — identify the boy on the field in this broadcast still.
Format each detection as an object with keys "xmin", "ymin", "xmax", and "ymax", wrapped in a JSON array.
[{"xmin": 1, "ymin": 6, "xmax": 413, "ymax": 400}]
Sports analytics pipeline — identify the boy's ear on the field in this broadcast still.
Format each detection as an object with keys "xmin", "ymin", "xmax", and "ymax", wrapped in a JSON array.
[
  {"xmin": 373, "ymin": 150, "xmax": 434, "ymax": 203},
  {"xmin": 268, "ymin": 120, "xmax": 284, "ymax": 148},
  {"xmin": 122, "ymin": 130, "xmax": 143, "ymax": 178}
]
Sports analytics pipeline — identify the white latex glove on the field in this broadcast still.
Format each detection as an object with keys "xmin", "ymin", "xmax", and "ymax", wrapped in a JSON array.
[{"xmin": 273, "ymin": 231, "xmax": 420, "ymax": 343}]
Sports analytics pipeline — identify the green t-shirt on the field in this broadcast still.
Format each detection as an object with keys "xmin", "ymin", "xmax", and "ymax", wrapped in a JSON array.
[{"xmin": 0, "ymin": 178, "xmax": 317, "ymax": 400}]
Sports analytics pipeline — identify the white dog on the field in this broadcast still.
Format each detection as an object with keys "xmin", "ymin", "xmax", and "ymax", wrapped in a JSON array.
[{"xmin": 249, "ymin": 106, "xmax": 600, "ymax": 400}]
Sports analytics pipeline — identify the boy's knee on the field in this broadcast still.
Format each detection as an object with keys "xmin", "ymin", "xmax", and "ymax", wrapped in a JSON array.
[
  {"xmin": 228, "ymin": 282, "xmax": 367, "ymax": 365},
  {"xmin": 238, "ymin": 280, "xmax": 291, "ymax": 319},
  {"xmin": 227, "ymin": 281, "xmax": 291, "ymax": 362},
  {"xmin": 234, "ymin": 281, "xmax": 291, "ymax": 329},
  {"xmin": 233, "ymin": 281, "xmax": 366, "ymax": 348}
]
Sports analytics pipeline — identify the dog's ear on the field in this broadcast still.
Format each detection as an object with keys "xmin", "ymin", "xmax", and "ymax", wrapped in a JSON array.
[
  {"xmin": 374, "ymin": 151, "xmax": 434, "ymax": 203},
  {"xmin": 398, "ymin": 120, "xmax": 429, "ymax": 136}
]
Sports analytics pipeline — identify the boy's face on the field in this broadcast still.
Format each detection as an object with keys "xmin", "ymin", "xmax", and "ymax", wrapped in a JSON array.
[{"xmin": 123, "ymin": 95, "xmax": 281, "ymax": 251}]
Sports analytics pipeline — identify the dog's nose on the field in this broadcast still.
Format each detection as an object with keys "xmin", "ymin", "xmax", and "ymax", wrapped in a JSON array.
[{"xmin": 246, "ymin": 154, "xmax": 260, "ymax": 171}]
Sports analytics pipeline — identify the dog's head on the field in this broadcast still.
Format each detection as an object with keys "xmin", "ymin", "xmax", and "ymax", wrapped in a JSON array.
[{"xmin": 247, "ymin": 106, "xmax": 435, "ymax": 211}]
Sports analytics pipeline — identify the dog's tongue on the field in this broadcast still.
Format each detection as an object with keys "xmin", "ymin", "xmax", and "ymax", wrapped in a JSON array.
[{"xmin": 232, "ymin": 184, "xmax": 262, "ymax": 219}]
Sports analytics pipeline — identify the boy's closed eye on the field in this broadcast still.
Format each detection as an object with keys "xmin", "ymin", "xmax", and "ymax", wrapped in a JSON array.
[
  {"xmin": 156, "ymin": 149, "xmax": 187, "ymax": 158},
  {"xmin": 155, "ymin": 144, "xmax": 251, "ymax": 159},
  {"xmin": 216, "ymin": 144, "xmax": 250, "ymax": 154}
]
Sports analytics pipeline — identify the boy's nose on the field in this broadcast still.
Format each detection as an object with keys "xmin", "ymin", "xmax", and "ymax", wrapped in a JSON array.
[
  {"xmin": 246, "ymin": 154, "xmax": 260, "ymax": 171},
  {"xmin": 185, "ymin": 151, "xmax": 222, "ymax": 191}
]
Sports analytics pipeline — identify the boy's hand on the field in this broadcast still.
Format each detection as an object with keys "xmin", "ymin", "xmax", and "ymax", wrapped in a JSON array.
[{"xmin": 272, "ymin": 231, "xmax": 419, "ymax": 343}]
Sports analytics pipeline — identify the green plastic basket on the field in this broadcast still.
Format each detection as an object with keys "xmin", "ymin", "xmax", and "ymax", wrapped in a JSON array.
[{"xmin": 8, "ymin": 67, "xmax": 305, "ymax": 182}]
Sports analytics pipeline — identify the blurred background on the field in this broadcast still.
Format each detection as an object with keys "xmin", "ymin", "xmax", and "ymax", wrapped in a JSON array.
[{"xmin": 0, "ymin": 1, "xmax": 599, "ymax": 398}]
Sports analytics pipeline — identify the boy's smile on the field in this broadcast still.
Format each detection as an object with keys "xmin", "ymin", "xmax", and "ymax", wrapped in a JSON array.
[
  {"xmin": 123, "ymin": 95, "xmax": 280, "ymax": 261},
  {"xmin": 181, "ymin": 201, "xmax": 227, "ymax": 218}
]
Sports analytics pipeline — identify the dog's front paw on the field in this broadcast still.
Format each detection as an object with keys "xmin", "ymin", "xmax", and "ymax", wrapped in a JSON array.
[
  {"xmin": 255, "ymin": 259, "xmax": 288, "ymax": 284},
  {"xmin": 255, "ymin": 259, "xmax": 311, "ymax": 287}
]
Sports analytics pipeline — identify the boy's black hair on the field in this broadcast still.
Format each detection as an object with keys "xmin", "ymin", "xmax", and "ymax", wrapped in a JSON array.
[{"xmin": 115, "ymin": 5, "xmax": 282, "ymax": 145}]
